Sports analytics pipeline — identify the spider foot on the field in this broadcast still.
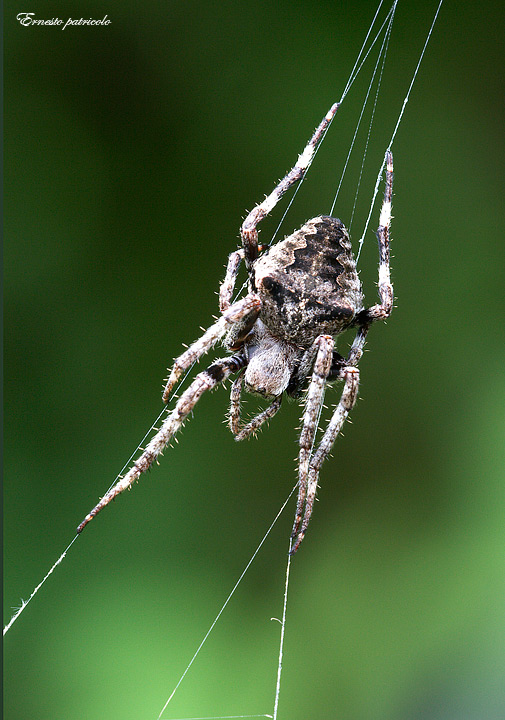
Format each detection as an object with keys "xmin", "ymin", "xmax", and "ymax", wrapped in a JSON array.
[
  {"xmin": 290, "ymin": 516, "xmax": 301, "ymax": 540},
  {"xmin": 290, "ymin": 530, "xmax": 305, "ymax": 555}
]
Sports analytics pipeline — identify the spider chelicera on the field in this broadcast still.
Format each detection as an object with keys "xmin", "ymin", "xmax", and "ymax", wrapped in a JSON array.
[{"xmin": 77, "ymin": 102, "xmax": 394, "ymax": 553}]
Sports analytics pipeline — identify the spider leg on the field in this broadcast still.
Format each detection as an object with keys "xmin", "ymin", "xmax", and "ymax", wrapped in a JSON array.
[
  {"xmin": 228, "ymin": 372, "xmax": 244, "ymax": 435},
  {"xmin": 163, "ymin": 293, "xmax": 260, "ymax": 402},
  {"xmin": 77, "ymin": 354, "xmax": 246, "ymax": 534},
  {"xmin": 219, "ymin": 249, "xmax": 244, "ymax": 311},
  {"xmin": 369, "ymin": 150, "xmax": 394, "ymax": 321},
  {"xmin": 228, "ymin": 372, "xmax": 282, "ymax": 439},
  {"xmin": 240, "ymin": 103, "xmax": 340, "ymax": 266},
  {"xmin": 237, "ymin": 400, "xmax": 282, "ymax": 441},
  {"xmin": 291, "ymin": 366, "xmax": 359, "ymax": 554},
  {"xmin": 348, "ymin": 150, "xmax": 394, "ymax": 366},
  {"xmin": 292, "ymin": 335, "xmax": 334, "ymax": 539}
]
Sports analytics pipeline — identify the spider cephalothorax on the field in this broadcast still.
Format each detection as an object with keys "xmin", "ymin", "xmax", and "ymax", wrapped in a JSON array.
[{"xmin": 77, "ymin": 103, "xmax": 394, "ymax": 554}]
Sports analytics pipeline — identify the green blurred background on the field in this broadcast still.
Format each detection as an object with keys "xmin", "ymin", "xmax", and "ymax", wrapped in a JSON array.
[{"xmin": 4, "ymin": 1, "xmax": 505, "ymax": 718}]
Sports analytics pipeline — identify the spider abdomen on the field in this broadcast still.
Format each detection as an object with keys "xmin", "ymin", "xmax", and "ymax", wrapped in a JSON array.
[{"xmin": 253, "ymin": 216, "xmax": 363, "ymax": 344}]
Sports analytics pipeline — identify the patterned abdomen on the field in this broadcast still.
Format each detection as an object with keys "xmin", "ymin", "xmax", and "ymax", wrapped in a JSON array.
[{"xmin": 253, "ymin": 216, "xmax": 363, "ymax": 345}]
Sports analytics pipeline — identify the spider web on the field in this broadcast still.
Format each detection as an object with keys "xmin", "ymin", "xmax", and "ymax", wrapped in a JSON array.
[{"xmin": 4, "ymin": 2, "xmax": 445, "ymax": 718}]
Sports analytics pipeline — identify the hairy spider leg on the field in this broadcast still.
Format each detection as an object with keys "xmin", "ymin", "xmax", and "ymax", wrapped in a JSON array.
[
  {"xmin": 348, "ymin": 150, "xmax": 394, "ymax": 366},
  {"xmin": 219, "ymin": 250, "xmax": 244, "ymax": 311},
  {"xmin": 77, "ymin": 354, "xmax": 246, "ymax": 534},
  {"xmin": 235, "ymin": 397, "xmax": 282, "ymax": 440},
  {"xmin": 371, "ymin": 150, "xmax": 394, "ymax": 317},
  {"xmin": 240, "ymin": 102, "xmax": 340, "ymax": 266},
  {"xmin": 228, "ymin": 372, "xmax": 244, "ymax": 435},
  {"xmin": 163, "ymin": 294, "xmax": 260, "ymax": 402},
  {"xmin": 293, "ymin": 335, "xmax": 334, "ymax": 538},
  {"xmin": 291, "ymin": 367, "xmax": 359, "ymax": 554},
  {"xmin": 228, "ymin": 373, "xmax": 283, "ymax": 440}
]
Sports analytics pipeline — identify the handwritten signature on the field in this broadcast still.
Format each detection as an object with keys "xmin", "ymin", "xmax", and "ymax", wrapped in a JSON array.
[{"xmin": 16, "ymin": 13, "xmax": 111, "ymax": 30}]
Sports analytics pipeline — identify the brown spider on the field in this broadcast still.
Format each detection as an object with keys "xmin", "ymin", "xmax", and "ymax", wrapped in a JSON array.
[{"xmin": 77, "ymin": 103, "xmax": 394, "ymax": 553}]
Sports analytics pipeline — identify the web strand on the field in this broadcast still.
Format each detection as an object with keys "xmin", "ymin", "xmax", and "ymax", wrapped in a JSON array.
[
  {"xmin": 267, "ymin": 0, "xmax": 397, "ymax": 252},
  {"xmin": 156, "ymin": 487, "xmax": 297, "ymax": 720},
  {"xmin": 272, "ymin": 539, "xmax": 292, "ymax": 720},
  {"xmin": 329, "ymin": 1, "xmax": 396, "ymax": 218},
  {"xmin": 341, "ymin": 1, "xmax": 396, "ymax": 102},
  {"xmin": 341, "ymin": 0, "xmax": 385, "ymax": 100},
  {"xmin": 357, "ymin": 0, "xmax": 444, "ymax": 261},
  {"xmin": 349, "ymin": 8, "xmax": 395, "ymax": 231},
  {"xmin": 3, "ymin": 535, "xmax": 79, "ymax": 636},
  {"xmin": 3, "ymin": 364, "xmax": 194, "ymax": 637}
]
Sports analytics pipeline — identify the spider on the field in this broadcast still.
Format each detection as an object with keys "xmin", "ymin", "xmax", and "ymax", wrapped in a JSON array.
[{"xmin": 77, "ymin": 102, "xmax": 394, "ymax": 553}]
